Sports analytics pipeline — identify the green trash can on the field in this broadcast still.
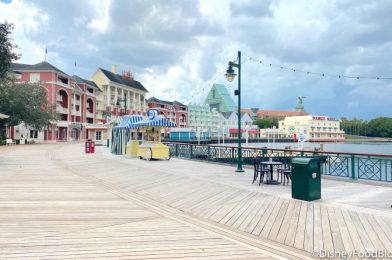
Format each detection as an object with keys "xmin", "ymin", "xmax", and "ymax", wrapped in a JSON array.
[{"xmin": 291, "ymin": 157, "xmax": 321, "ymax": 201}]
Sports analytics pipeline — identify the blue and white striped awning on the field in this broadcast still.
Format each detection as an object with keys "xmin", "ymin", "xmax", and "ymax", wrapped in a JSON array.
[
  {"xmin": 137, "ymin": 116, "xmax": 177, "ymax": 128},
  {"xmin": 114, "ymin": 115, "xmax": 144, "ymax": 129}
]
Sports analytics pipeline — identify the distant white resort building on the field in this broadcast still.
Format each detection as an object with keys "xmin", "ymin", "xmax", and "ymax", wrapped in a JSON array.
[
  {"xmin": 187, "ymin": 83, "xmax": 260, "ymax": 138},
  {"xmin": 279, "ymin": 115, "xmax": 345, "ymax": 142},
  {"xmin": 187, "ymin": 104, "xmax": 221, "ymax": 136}
]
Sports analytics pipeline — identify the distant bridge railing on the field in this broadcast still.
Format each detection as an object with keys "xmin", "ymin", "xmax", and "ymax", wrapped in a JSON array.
[{"xmin": 164, "ymin": 142, "xmax": 392, "ymax": 183}]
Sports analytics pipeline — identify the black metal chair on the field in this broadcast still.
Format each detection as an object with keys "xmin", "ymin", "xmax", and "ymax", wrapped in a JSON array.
[
  {"xmin": 278, "ymin": 158, "xmax": 292, "ymax": 185},
  {"xmin": 253, "ymin": 159, "xmax": 269, "ymax": 185}
]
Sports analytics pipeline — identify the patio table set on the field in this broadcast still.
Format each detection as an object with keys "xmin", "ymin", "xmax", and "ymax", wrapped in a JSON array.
[{"xmin": 252, "ymin": 158, "xmax": 293, "ymax": 186}]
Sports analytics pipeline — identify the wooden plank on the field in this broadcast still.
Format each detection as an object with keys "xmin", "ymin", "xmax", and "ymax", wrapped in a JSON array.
[
  {"xmin": 284, "ymin": 200, "xmax": 302, "ymax": 247},
  {"xmin": 259, "ymin": 198, "xmax": 285, "ymax": 238},
  {"xmin": 320, "ymin": 205, "xmax": 334, "ymax": 251},
  {"xmin": 243, "ymin": 195, "xmax": 275, "ymax": 234},
  {"xmin": 357, "ymin": 213, "xmax": 386, "ymax": 249},
  {"xmin": 313, "ymin": 203, "xmax": 323, "ymax": 252},
  {"xmin": 374, "ymin": 216, "xmax": 392, "ymax": 247},
  {"xmin": 326, "ymin": 206, "xmax": 345, "ymax": 251},
  {"xmin": 293, "ymin": 201, "xmax": 308, "ymax": 250},
  {"xmin": 238, "ymin": 194, "xmax": 269, "ymax": 232},
  {"xmin": 231, "ymin": 195, "xmax": 263, "ymax": 229},
  {"xmin": 251, "ymin": 197, "xmax": 280, "ymax": 236},
  {"xmin": 366, "ymin": 215, "xmax": 392, "ymax": 250},
  {"xmin": 220, "ymin": 193, "xmax": 258, "ymax": 225},
  {"xmin": 333, "ymin": 208, "xmax": 355, "ymax": 252},
  {"xmin": 197, "ymin": 190, "xmax": 244, "ymax": 219},
  {"xmin": 209, "ymin": 191, "xmax": 255, "ymax": 223},
  {"xmin": 341, "ymin": 209, "xmax": 364, "ymax": 251},
  {"xmin": 349, "ymin": 211, "xmax": 374, "ymax": 251},
  {"xmin": 274, "ymin": 199, "xmax": 296, "ymax": 243}
]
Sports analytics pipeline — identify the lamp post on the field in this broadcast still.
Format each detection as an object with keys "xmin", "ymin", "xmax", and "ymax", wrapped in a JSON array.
[
  {"xmin": 225, "ymin": 50, "xmax": 244, "ymax": 172},
  {"xmin": 116, "ymin": 94, "xmax": 127, "ymax": 115},
  {"xmin": 245, "ymin": 123, "xmax": 249, "ymax": 147}
]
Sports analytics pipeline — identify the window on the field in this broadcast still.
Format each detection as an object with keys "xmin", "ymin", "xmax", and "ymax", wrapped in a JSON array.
[
  {"xmin": 30, "ymin": 73, "xmax": 40, "ymax": 83},
  {"xmin": 30, "ymin": 130, "xmax": 38, "ymax": 138},
  {"xmin": 95, "ymin": 131, "xmax": 102, "ymax": 140}
]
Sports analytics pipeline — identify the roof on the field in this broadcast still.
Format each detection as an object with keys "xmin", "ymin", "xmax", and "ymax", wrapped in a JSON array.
[
  {"xmin": 204, "ymin": 83, "xmax": 237, "ymax": 112},
  {"xmin": 220, "ymin": 112, "xmax": 232, "ymax": 119},
  {"xmin": 99, "ymin": 68, "xmax": 148, "ymax": 92},
  {"xmin": 72, "ymin": 75, "xmax": 100, "ymax": 90},
  {"xmin": 11, "ymin": 63, "xmax": 31, "ymax": 71},
  {"xmin": 147, "ymin": 97, "xmax": 187, "ymax": 107},
  {"xmin": 13, "ymin": 61, "xmax": 68, "ymax": 76},
  {"xmin": 220, "ymin": 111, "xmax": 251, "ymax": 119},
  {"xmin": 257, "ymin": 110, "xmax": 309, "ymax": 118}
]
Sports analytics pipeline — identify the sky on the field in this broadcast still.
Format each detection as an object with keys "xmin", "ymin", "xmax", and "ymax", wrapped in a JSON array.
[{"xmin": 1, "ymin": 0, "xmax": 392, "ymax": 119}]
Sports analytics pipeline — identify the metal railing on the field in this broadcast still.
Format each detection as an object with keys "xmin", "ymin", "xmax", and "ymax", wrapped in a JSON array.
[{"xmin": 165, "ymin": 143, "xmax": 392, "ymax": 183}]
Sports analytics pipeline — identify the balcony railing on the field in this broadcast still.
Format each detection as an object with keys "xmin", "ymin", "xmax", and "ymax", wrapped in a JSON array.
[
  {"xmin": 86, "ymin": 111, "xmax": 94, "ymax": 118},
  {"xmin": 72, "ymin": 109, "xmax": 81, "ymax": 116},
  {"xmin": 164, "ymin": 143, "xmax": 392, "ymax": 183},
  {"xmin": 72, "ymin": 100, "xmax": 81, "ymax": 106},
  {"xmin": 56, "ymin": 106, "xmax": 68, "ymax": 114},
  {"xmin": 56, "ymin": 95, "xmax": 63, "ymax": 102}
]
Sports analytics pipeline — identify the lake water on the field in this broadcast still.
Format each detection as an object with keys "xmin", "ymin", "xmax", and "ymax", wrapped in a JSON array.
[{"xmin": 239, "ymin": 142, "xmax": 392, "ymax": 155}]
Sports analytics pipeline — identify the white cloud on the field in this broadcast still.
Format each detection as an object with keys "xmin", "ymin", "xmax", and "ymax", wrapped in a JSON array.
[
  {"xmin": 0, "ymin": 0, "xmax": 49, "ymax": 63},
  {"xmin": 2, "ymin": 0, "xmax": 392, "ymax": 119},
  {"xmin": 87, "ymin": 0, "xmax": 111, "ymax": 34}
]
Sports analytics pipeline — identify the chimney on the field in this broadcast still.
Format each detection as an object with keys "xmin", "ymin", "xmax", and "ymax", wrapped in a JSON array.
[{"xmin": 111, "ymin": 65, "xmax": 117, "ymax": 74}]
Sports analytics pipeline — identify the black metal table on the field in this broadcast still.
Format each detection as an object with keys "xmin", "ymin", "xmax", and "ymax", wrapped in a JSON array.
[{"xmin": 261, "ymin": 161, "xmax": 283, "ymax": 185}]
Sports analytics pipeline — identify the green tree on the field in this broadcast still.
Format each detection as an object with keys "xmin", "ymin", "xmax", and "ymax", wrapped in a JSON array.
[
  {"xmin": 0, "ymin": 22, "xmax": 19, "ymax": 79},
  {"xmin": 0, "ymin": 79, "xmax": 57, "ymax": 132},
  {"xmin": 366, "ymin": 117, "xmax": 392, "ymax": 138},
  {"xmin": 253, "ymin": 117, "xmax": 280, "ymax": 129},
  {"xmin": 0, "ymin": 22, "xmax": 57, "ymax": 139}
]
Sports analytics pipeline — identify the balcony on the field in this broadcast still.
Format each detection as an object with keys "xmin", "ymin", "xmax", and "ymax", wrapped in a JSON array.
[
  {"xmin": 56, "ymin": 81, "xmax": 69, "ymax": 88},
  {"xmin": 72, "ymin": 109, "xmax": 81, "ymax": 117},
  {"xmin": 72, "ymin": 99, "xmax": 81, "ymax": 106},
  {"xmin": 56, "ymin": 106, "xmax": 68, "ymax": 114},
  {"xmin": 86, "ymin": 111, "xmax": 94, "ymax": 118},
  {"xmin": 56, "ymin": 95, "xmax": 62, "ymax": 102}
]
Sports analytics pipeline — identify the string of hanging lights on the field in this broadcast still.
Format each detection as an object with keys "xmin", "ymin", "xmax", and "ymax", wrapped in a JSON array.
[{"xmin": 248, "ymin": 57, "xmax": 392, "ymax": 80}]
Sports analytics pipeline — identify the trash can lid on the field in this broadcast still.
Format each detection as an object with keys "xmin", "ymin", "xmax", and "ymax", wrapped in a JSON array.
[{"xmin": 292, "ymin": 157, "xmax": 316, "ymax": 165}]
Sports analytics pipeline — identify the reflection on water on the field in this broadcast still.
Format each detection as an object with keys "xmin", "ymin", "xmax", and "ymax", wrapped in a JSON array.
[{"xmin": 239, "ymin": 142, "xmax": 392, "ymax": 155}]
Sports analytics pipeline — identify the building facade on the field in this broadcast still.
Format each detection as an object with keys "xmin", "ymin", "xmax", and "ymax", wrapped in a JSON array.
[
  {"xmin": 91, "ymin": 66, "xmax": 149, "ymax": 123},
  {"xmin": 147, "ymin": 97, "xmax": 188, "ymax": 128},
  {"xmin": 11, "ymin": 62, "xmax": 103, "ymax": 142},
  {"xmin": 279, "ymin": 115, "xmax": 345, "ymax": 142}
]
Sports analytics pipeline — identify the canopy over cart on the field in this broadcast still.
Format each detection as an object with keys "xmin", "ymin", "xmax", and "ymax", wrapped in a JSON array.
[{"xmin": 111, "ymin": 112, "xmax": 176, "ymax": 159}]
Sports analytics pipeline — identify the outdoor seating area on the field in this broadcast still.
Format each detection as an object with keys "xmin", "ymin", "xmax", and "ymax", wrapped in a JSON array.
[{"xmin": 253, "ymin": 158, "xmax": 292, "ymax": 186}]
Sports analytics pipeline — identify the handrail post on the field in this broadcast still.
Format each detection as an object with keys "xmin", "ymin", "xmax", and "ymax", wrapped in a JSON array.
[
  {"xmin": 190, "ymin": 144, "xmax": 193, "ymax": 159},
  {"xmin": 262, "ymin": 148, "xmax": 267, "ymax": 160},
  {"xmin": 351, "ymin": 154, "xmax": 356, "ymax": 179},
  {"xmin": 175, "ymin": 143, "xmax": 178, "ymax": 157},
  {"xmin": 207, "ymin": 146, "xmax": 210, "ymax": 161},
  {"xmin": 232, "ymin": 147, "xmax": 235, "ymax": 164}
]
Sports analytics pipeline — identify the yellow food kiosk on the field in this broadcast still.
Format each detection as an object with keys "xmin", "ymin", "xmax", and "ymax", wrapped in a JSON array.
[
  {"xmin": 135, "ymin": 115, "xmax": 176, "ymax": 160},
  {"xmin": 112, "ymin": 110, "xmax": 176, "ymax": 160}
]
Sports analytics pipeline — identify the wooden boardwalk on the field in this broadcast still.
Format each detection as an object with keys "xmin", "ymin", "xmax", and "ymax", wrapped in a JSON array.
[{"xmin": 1, "ymin": 143, "xmax": 391, "ymax": 259}]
